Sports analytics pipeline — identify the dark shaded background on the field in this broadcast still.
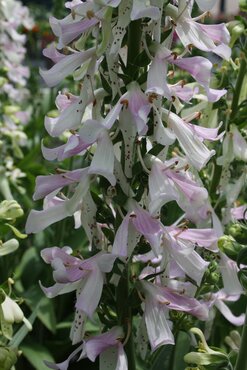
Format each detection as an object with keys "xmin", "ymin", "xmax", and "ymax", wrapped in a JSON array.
[{"xmin": 22, "ymin": 0, "xmax": 52, "ymax": 5}]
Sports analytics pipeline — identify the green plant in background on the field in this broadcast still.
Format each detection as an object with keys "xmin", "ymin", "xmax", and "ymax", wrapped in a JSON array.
[
  {"xmin": 0, "ymin": 0, "xmax": 246, "ymax": 369},
  {"xmin": 22, "ymin": 0, "xmax": 247, "ymax": 370}
]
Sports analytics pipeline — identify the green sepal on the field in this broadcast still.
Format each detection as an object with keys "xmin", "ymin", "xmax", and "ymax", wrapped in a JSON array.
[{"xmin": 5, "ymin": 223, "xmax": 27, "ymax": 239}]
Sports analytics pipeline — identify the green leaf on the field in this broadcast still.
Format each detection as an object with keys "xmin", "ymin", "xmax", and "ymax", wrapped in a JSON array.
[
  {"xmin": 20, "ymin": 342, "xmax": 55, "ymax": 370},
  {"xmin": 15, "ymin": 247, "xmax": 44, "ymax": 285},
  {"xmin": 5, "ymin": 223, "xmax": 27, "ymax": 239},
  {"xmin": 9, "ymin": 309, "xmax": 37, "ymax": 348},
  {"xmin": 238, "ymin": 269, "xmax": 247, "ymax": 290},
  {"xmin": 151, "ymin": 345, "xmax": 174, "ymax": 370},
  {"xmin": 237, "ymin": 247, "xmax": 247, "ymax": 268},
  {"xmin": 37, "ymin": 297, "xmax": 56, "ymax": 334},
  {"xmin": 134, "ymin": 50, "xmax": 151, "ymax": 67},
  {"xmin": 23, "ymin": 286, "xmax": 56, "ymax": 334},
  {"xmin": 240, "ymin": 0, "xmax": 247, "ymax": 11},
  {"xmin": 148, "ymin": 143, "xmax": 165, "ymax": 156},
  {"xmin": 171, "ymin": 331, "xmax": 190, "ymax": 370}
]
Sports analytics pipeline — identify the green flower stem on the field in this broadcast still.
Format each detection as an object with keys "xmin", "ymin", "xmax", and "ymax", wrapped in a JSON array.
[
  {"xmin": 124, "ymin": 320, "xmax": 136, "ymax": 370},
  {"xmin": 209, "ymin": 162, "xmax": 222, "ymax": 197},
  {"xmin": 210, "ymin": 56, "xmax": 246, "ymax": 198},
  {"xmin": 116, "ymin": 263, "xmax": 136, "ymax": 370},
  {"xmin": 115, "ymin": 21, "xmax": 143, "ymax": 370},
  {"xmin": 230, "ymin": 56, "xmax": 247, "ymax": 121},
  {"xmin": 235, "ymin": 304, "xmax": 247, "ymax": 370}
]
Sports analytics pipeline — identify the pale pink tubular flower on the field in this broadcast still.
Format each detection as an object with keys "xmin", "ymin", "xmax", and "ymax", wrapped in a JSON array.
[
  {"xmin": 27, "ymin": 0, "xmax": 245, "ymax": 366},
  {"xmin": 231, "ymin": 124, "xmax": 247, "ymax": 162},
  {"xmin": 43, "ymin": 45, "xmax": 66, "ymax": 63},
  {"xmin": 44, "ymin": 98, "xmax": 86, "ymax": 137},
  {"xmin": 44, "ymin": 342, "xmax": 84, "ymax": 370},
  {"xmin": 33, "ymin": 168, "xmax": 88, "ymax": 201},
  {"xmin": 231, "ymin": 205, "xmax": 247, "ymax": 220},
  {"xmin": 87, "ymin": 130, "xmax": 116, "ymax": 186},
  {"xmin": 44, "ymin": 86, "xmax": 93, "ymax": 135},
  {"xmin": 148, "ymin": 159, "xmax": 209, "ymax": 217},
  {"xmin": 147, "ymin": 44, "xmax": 227, "ymax": 102},
  {"xmin": 169, "ymin": 0, "xmax": 231, "ymax": 60},
  {"xmin": 25, "ymin": 174, "xmax": 90, "ymax": 234},
  {"xmin": 49, "ymin": 0, "xmax": 122, "ymax": 50},
  {"xmin": 51, "ymin": 14, "xmax": 99, "ymax": 49},
  {"xmin": 44, "ymin": 326, "xmax": 127, "ymax": 370},
  {"xmin": 146, "ymin": 47, "xmax": 197, "ymax": 102},
  {"xmin": 112, "ymin": 203, "xmax": 163, "ymax": 258},
  {"xmin": 168, "ymin": 227, "xmax": 219, "ymax": 252},
  {"xmin": 162, "ymin": 110, "xmax": 216, "ymax": 170},
  {"xmin": 186, "ymin": 122, "xmax": 224, "ymax": 142},
  {"xmin": 146, "ymin": 52, "xmax": 172, "ymax": 99},
  {"xmin": 103, "ymin": 82, "xmax": 151, "ymax": 135},
  {"xmin": 170, "ymin": 56, "xmax": 227, "ymax": 102},
  {"xmin": 140, "ymin": 280, "xmax": 208, "ymax": 351},
  {"xmin": 65, "ymin": 0, "xmax": 83, "ymax": 9},
  {"xmin": 41, "ymin": 134, "xmax": 89, "ymax": 161},
  {"xmin": 219, "ymin": 252, "xmax": 243, "ymax": 296},
  {"xmin": 205, "ymin": 290, "xmax": 245, "ymax": 326},
  {"xmin": 169, "ymin": 83, "xmax": 198, "ymax": 103},
  {"xmin": 1, "ymin": 0, "xmax": 34, "ymax": 30},
  {"xmin": 164, "ymin": 231, "xmax": 209, "ymax": 285},
  {"xmin": 40, "ymin": 247, "xmax": 117, "ymax": 318},
  {"xmin": 40, "ymin": 47, "xmax": 96, "ymax": 87},
  {"xmin": 4, "ymin": 60, "xmax": 30, "ymax": 87},
  {"xmin": 79, "ymin": 119, "xmax": 117, "ymax": 185}
]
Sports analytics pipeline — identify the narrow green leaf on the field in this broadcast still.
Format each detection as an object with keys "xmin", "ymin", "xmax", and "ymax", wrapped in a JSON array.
[
  {"xmin": 20, "ymin": 342, "xmax": 55, "ymax": 370},
  {"xmin": 23, "ymin": 286, "xmax": 56, "ymax": 334},
  {"xmin": 9, "ymin": 309, "xmax": 37, "ymax": 348},
  {"xmin": 172, "ymin": 331, "xmax": 190, "ymax": 370}
]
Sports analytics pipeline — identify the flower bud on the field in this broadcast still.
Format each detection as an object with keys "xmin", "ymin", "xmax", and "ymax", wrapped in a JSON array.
[
  {"xmin": 225, "ymin": 330, "xmax": 241, "ymax": 352},
  {"xmin": 47, "ymin": 109, "xmax": 59, "ymax": 118},
  {"xmin": 229, "ymin": 330, "xmax": 241, "ymax": 348},
  {"xmin": 0, "ymin": 295, "xmax": 32, "ymax": 333},
  {"xmin": 0, "ymin": 200, "xmax": 24, "ymax": 220},
  {"xmin": 3, "ymin": 105, "xmax": 21, "ymax": 115},
  {"xmin": 227, "ymin": 223, "xmax": 247, "ymax": 244},
  {"xmin": 209, "ymin": 260, "xmax": 218, "ymax": 272},
  {"xmin": 184, "ymin": 351, "xmax": 228, "ymax": 366},
  {"xmin": 240, "ymin": 0, "xmax": 247, "ymax": 11},
  {"xmin": 0, "ymin": 77, "xmax": 7, "ymax": 88},
  {"xmin": 227, "ymin": 21, "xmax": 245, "ymax": 47},
  {"xmin": 0, "ymin": 239, "xmax": 19, "ymax": 256},
  {"xmin": 208, "ymin": 272, "xmax": 220, "ymax": 284},
  {"xmin": 1, "ymin": 296, "xmax": 24, "ymax": 324},
  {"xmin": 218, "ymin": 235, "xmax": 243, "ymax": 260},
  {"xmin": 0, "ymin": 347, "xmax": 18, "ymax": 370},
  {"xmin": 184, "ymin": 328, "xmax": 229, "ymax": 366}
]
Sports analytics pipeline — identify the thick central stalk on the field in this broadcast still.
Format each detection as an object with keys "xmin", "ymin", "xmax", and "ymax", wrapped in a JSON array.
[
  {"xmin": 116, "ymin": 263, "xmax": 136, "ymax": 370},
  {"xmin": 210, "ymin": 56, "xmax": 246, "ymax": 197},
  {"xmin": 127, "ymin": 19, "xmax": 142, "ymax": 79},
  {"xmin": 235, "ymin": 304, "xmax": 247, "ymax": 370},
  {"xmin": 230, "ymin": 57, "xmax": 246, "ymax": 121},
  {"xmin": 116, "ymin": 20, "xmax": 143, "ymax": 369}
]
